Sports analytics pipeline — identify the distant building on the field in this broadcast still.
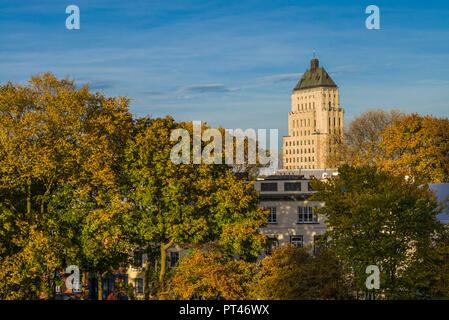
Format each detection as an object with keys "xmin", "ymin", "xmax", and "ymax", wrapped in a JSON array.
[{"xmin": 283, "ymin": 58, "xmax": 344, "ymax": 170}]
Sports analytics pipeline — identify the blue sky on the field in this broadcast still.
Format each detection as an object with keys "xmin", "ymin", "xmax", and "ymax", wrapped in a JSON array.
[{"xmin": 1, "ymin": 0, "xmax": 449, "ymax": 141}]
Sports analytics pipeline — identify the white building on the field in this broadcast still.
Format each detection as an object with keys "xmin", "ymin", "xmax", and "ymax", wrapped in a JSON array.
[{"xmin": 255, "ymin": 169, "xmax": 336, "ymax": 251}]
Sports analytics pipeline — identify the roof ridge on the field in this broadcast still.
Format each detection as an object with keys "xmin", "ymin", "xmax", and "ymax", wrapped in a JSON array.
[{"xmin": 293, "ymin": 59, "xmax": 337, "ymax": 91}]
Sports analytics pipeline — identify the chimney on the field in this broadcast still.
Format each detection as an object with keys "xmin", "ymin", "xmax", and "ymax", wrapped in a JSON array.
[{"xmin": 310, "ymin": 58, "xmax": 319, "ymax": 72}]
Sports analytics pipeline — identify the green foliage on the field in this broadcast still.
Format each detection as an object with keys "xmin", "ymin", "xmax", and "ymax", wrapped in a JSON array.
[
  {"xmin": 310, "ymin": 165, "xmax": 443, "ymax": 299},
  {"xmin": 404, "ymin": 227, "xmax": 449, "ymax": 299},
  {"xmin": 251, "ymin": 245, "xmax": 351, "ymax": 300},
  {"xmin": 122, "ymin": 117, "xmax": 267, "ymax": 294}
]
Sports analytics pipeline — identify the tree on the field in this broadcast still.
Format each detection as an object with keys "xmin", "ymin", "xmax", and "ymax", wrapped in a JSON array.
[
  {"xmin": 305, "ymin": 248, "xmax": 353, "ymax": 299},
  {"xmin": 404, "ymin": 226, "xmax": 449, "ymax": 299},
  {"xmin": 251, "ymin": 245, "xmax": 351, "ymax": 300},
  {"xmin": 327, "ymin": 109, "xmax": 404, "ymax": 168},
  {"xmin": 328, "ymin": 111, "xmax": 449, "ymax": 184},
  {"xmin": 377, "ymin": 113, "xmax": 449, "ymax": 183},
  {"xmin": 251, "ymin": 245, "xmax": 310, "ymax": 300},
  {"xmin": 0, "ymin": 73, "xmax": 133, "ymax": 299},
  {"xmin": 310, "ymin": 165, "xmax": 442, "ymax": 299},
  {"xmin": 122, "ymin": 117, "xmax": 266, "ymax": 297},
  {"xmin": 252, "ymin": 245, "xmax": 350, "ymax": 300},
  {"xmin": 168, "ymin": 243, "xmax": 256, "ymax": 300}
]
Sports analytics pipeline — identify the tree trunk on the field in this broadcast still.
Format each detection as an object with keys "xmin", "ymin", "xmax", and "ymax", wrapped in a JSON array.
[
  {"xmin": 144, "ymin": 258, "xmax": 151, "ymax": 300},
  {"xmin": 27, "ymin": 179, "xmax": 31, "ymax": 215},
  {"xmin": 97, "ymin": 272, "xmax": 103, "ymax": 300},
  {"xmin": 159, "ymin": 247, "xmax": 167, "ymax": 288},
  {"xmin": 81, "ymin": 272, "xmax": 86, "ymax": 300},
  {"xmin": 159, "ymin": 239, "xmax": 174, "ymax": 291}
]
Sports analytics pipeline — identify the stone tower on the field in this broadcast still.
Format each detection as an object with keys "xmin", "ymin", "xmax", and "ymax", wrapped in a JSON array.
[{"xmin": 283, "ymin": 58, "xmax": 344, "ymax": 170}]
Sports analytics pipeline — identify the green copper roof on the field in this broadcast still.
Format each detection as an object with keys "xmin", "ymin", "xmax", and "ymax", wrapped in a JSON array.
[{"xmin": 293, "ymin": 58, "xmax": 337, "ymax": 91}]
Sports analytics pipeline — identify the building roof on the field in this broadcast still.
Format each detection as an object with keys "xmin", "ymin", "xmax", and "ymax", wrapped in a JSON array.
[
  {"xmin": 263, "ymin": 175, "xmax": 305, "ymax": 180},
  {"xmin": 293, "ymin": 58, "xmax": 337, "ymax": 91}
]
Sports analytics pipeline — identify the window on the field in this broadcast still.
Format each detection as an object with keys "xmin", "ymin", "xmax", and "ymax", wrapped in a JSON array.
[
  {"xmin": 284, "ymin": 182, "xmax": 302, "ymax": 191},
  {"xmin": 290, "ymin": 235, "xmax": 303, "ymax": 248},
  {"xmin": 313, "ymin": 235, "xmax": 323, "ymax": 254},
  {"xmin": 135, "ymin": 278, "xmax": 144, "ymax": 294},
  {"xmin": 266, "ymin": 237, "xmax": 279, "ymax": 254},
  {"xmin": 133, "ymin": 251, "xmax": 143, "ymax": 268},
  {"xmin": 266, "ymin": 207, "xmax": 277, "ymax": 223},
  {"xmin": 298, "ymin": 206, "xmax": 318, "ymax": 223},
  {"xmin": 307, "ymin": 182, "xmax": 314, "ymax": 191},
  {"xmin": 261, "ymin": 183, "xmax": 278, "ymax": 192},
  {"xmin": 168, "ymin": 251, "xmax": 179, "ymax": 268}
]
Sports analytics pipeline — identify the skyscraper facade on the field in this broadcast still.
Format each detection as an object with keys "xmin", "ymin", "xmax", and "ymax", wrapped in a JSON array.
[{"xmin": 283, "ymin": 58, "xmax": 344, "ymax": 170}]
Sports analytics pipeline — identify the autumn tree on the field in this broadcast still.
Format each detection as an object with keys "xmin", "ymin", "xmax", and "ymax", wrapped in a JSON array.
[
  {"xmin": 327, "ymin": 109, "xmax": 404, "ymax": 168},
  {"xmin": 0, "ymin": 73, "xmax": 133, "ymax": 299},
  {"xmin": 122, "ymin": 117, "xmax": 267, "ymax": 297},
  {"xmin": 251, "ymin": 245, "xmax": 351, "ymax": 300},
  {"xmin": 377, "ymin": 113, "xmax": 449, "ymax": 183},
  {"xmin": 404, "ymin": 226, "xmax": 449, "ymax": 299},
  {"xmin": 310, "ymin": 165, "xmax": 442, "ymax": 299},
  {"xmin": 168, "ymin": 243, "xmax": 256, "ymax": 300}
]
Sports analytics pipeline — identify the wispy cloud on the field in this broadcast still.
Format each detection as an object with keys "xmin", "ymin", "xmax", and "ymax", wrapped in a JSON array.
[
  {"xmin": 75, "ymin": 79, "xmax": 120, "ymax": 90},
  {"xmin": 416, "ymin": 79, "xmax": 449, "ymax": 86},
  {"xmin": 138, "ymin": 90, "xmax": 167, "ymax": 96},
  {"xmin": 330, "ymin": 65, "xmax": 361, "ymax": 73},
  {"xmin": 328, "ymin": 65, "xmax": 364, "ymax": 77},
  {"xmin": 177, "ymin": 83, "xmax": 239, "ymax": 94},
  {"xmin": 259, "ymin": 73, "xmax": 301, "ymax": 83}
]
